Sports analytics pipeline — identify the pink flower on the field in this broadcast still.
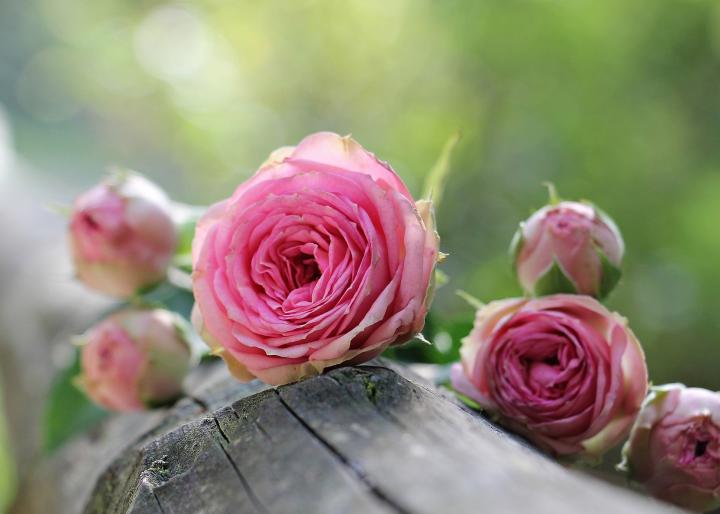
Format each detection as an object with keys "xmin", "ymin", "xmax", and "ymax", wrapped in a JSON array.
[
  {"xmin": 451, "ymin": 294, "xmax": 647, "ymax": 459},
  {"xmin": 512, "ymin": 201, "xmax": 624, "ymax": 298},
  {"xmin": 69, "ymin": 171, "xmax": 177, "ymax": 298},
  {"xmin": 620, "ymin": 384, "xmax": 720, "ymax": 512},
  {"xmin": 192, "ymin": 132, "xmax": 439, "ymax": 385},
  {"xmin": 77, "ymin": 309, "xmax": 193, "ymax": 412}
]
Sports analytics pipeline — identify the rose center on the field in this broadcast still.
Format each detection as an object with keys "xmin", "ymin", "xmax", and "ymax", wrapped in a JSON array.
[
  {"xmin": 679, "ymin": 419, "xmax": 720, "ymax": 466},
  {"xmin": 290, "ymin": 252, "xmax": 321, "ymax": 289},
  {"xmin": 695, "ymin": 440, "xmax": 709, "ymax": 458},
  {"xmin": 82, "ymin": 213, "xmax": 101, "ymax": 231}
]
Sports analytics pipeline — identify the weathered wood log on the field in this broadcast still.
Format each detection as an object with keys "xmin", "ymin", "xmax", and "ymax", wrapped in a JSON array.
[{"xmin": 18, "ymin": 360, "xmax": 681, "ymax": 514}]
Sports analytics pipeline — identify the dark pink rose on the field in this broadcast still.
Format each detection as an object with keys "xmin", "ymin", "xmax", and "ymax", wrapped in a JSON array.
[
  {"xmin": 451, "ymin": 294, "xmax": 647, "ymax": 459},
  {"xmin": 620, "ymin": 384, "xmax": 720, "ymax": 512},
  {"xmin": 192, "ymin": 132, "xmax": 439, "ymax": 385},
  {"xmin": 77, "ymin": 309, "xmax": 193, "ymax": 411},
  {"xmin": 69, "ymin": 172, "xmax": 177, "ymax": 298},
  {"xmin": 512, "ymin": 201, "xmax": 624, "ymax": 298}
]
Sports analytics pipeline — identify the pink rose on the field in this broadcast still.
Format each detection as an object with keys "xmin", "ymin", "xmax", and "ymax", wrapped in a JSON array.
[
  {"xmin": 76, "ymin": 309, "xmax": 193, "ymax": 411},
  {"xmin": 451, "ymin": 294, "xmax": 647, "ymax": 459},
  {"xmin": 620, "ymin": 384, "xmax": 720, "ymax": 512},
  {"xmin": 69, "ymin": 171, "xmax": 178, "ymax": 298},
  {"xmin": 511, "ymin": 201, "xmax": 624, "ymax": 298},
  {"xmin": 192, "ymin": 132, "xmax": 439, "ymax": 385}
]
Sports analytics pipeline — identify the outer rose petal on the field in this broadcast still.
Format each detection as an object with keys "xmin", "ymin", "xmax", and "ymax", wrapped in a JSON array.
[{"xmin": 289, "ymin": 132, "xmax": 412, "ymax": 201}]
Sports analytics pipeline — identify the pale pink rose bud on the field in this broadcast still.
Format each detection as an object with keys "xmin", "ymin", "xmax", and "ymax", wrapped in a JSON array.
[
  {"xmin": 76, "ymin": 309, "xmax": 194, "ymax": 412},
  {"xmin": 451, "ymin": 294, "xmax": 648, "ymax": 460},
  {"xmin": 511, "ymin": 200, "xmax": 624, "ymax": 299},
  {"xmin": 69, "ymin": 171, "xmax": 178, "ymax": 298},
  {"xmin": 192, "ymin": 132, "xmax": 440, "ymax": 385},
  {"xmin": 620, "ymin": 384, "xmax": 720, "ymax": 512}
]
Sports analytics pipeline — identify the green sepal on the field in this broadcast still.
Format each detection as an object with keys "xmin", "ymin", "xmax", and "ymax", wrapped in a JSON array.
[
  {"xmin": 509, "ymin": 225, "xmax": 524, "ymax": 274},
  {"xmin": 449, "ymin": 387, "xmax": 484, "ymax": 411},
  {"xmin": 533, "ymin": 260, "xmax": 578, "ymax": 296},
  {"xmin": 542, "ymin": 182, "xmax": 561, "ymax": 205},
  {"xmin": 422, "ymin": 132, "xmax": 461, "ymax": 211},
  {"xmin": 644, "ymin": 383, "xmax": 684, "ymax": 408},
  {"xmin": 597, "ymin": 249, "xmax": 622, "ymax": 300},
  {"xmin": 456, "ymin": 289, "xmax": 485, "ymax": 310}
]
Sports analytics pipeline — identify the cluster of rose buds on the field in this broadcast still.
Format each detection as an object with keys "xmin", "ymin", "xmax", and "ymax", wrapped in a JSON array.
[
  {"xmin": 453, "ymin": 192, "xmax": 647, "ymax": 459},
  {"xmin": 452, "ymin": 190, "xmax": 720, "ymax": 512},
  {"xmin": 68, "ymin": 171, "xmax": 194, "ymax": 411}
]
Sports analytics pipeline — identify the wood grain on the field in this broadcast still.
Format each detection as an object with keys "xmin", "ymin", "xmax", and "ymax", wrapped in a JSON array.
[{"xmin": 20, "ymin": 360, "xmax": 683, "ymax": 514}]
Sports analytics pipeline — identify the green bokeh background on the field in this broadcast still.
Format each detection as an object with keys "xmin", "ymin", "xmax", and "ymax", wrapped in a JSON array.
[{"xmin": 3, "ymin": 0, "xmax": 720, "ymax": 509}]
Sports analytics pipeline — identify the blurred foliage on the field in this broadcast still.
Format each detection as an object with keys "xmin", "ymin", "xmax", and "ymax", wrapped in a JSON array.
[
  {"xmin": 2, "ymin": 0, "xmax": 720, "ymax": 421},
  {"xmin": 384, "ymin": 313, "xmax": 473, "ymax": 365},
  {"xmin": 43, "ymin": 348, "xmax": 108, "ymax": 453},
  {"xmin": 0, "ymin": 380, "xmax": 15, "ymax": 514}
]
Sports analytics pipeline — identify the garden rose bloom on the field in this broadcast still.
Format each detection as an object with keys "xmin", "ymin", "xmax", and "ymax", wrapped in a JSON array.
[
  {"xmin": 620, "ymin": 385, "xmax": 720, "ymax": 512},
  {"xmin": 451, "ymin": 294, "xmax": 647, "ymax": 459},
  {"xmin": 192, "ymin": 132, "xmax": 439, "ymax": 385},
  {"xmin": 511, "ymin": 201, "xmax": 624, "ymax": 298},
  {"xmin": 76, "ymin": 309, "xmax": 193, "ymax": 411},
  {"xmin": 69, "ymin": 171, "xmax": 177, "ymax": 298}
]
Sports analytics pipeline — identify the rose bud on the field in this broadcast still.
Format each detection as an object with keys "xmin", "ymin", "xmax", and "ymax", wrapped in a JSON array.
[
  {"xmin": 451, "ymin": 294, "xmax": 647, "ymax": 460},
  {"xmin": 192, "ymin": 132, "xmax": 439, "ymax": 385},
  {"xmin": 69, "ymin": 171, "xmax": 178, "ymax": 298},
  {"xmin": 75, "ymin": 308, "xmax": 194, "ymax": 411},
  {"xmin": 619, "ymin": 384, "xmax": 720, "ymax": 512},
  {"xmin": 511, "ymin": 199, "xmax": 624, "ymax": 299}
]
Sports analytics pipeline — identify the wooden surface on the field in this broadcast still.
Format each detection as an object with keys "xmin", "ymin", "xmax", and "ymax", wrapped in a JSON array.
[{"xmin": 17, "ymin": 360, "xmax": 682, "ymax": 514}]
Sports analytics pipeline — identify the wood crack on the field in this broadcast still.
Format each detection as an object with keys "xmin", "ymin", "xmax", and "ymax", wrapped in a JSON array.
[
  {"xmin": 209, "ymin": 415, "xmax": 270, "ymax": 514},
  {"xmin": 150, "ymin": 489, "xmax": 166, "ymax": 514},
  {"xmin": 274, "ymin": 389, "xmax": 411, "ymax": 514}
]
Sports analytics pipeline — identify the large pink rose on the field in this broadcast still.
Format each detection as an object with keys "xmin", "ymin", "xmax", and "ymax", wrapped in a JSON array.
[
  {"xmin": 69, "ymin": 171, "xmax": 178, "ymax": 298},
  {"xmin": 511, "ymin": 201, "xmax": 624, "ymax": 299},
  {"xmin": 451, "ymin": 294, "xmax": 647, "ymax": 459},
  {"xmin": 192, "ymin": 132, "xmax": 439, "ymax": 385},
  {"xmin": 620, "ymin": 384, "xmax": 720, "ymax": 512},
  {"xmin": 77, "ymin": 308, "xmax": 193, "ymax": 412}
]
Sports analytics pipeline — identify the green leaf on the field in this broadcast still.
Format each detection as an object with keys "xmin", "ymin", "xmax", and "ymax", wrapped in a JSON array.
[
  {"xmin": 597, "ymin": 249, "xmax": 622, "ymax": 299},
  {"xmin": 533, "ymin": 260, "xmax": 578, "ymax": 296},
  {"xmin": 382, "ymin": 313, "xmax": 472, "ymax": 365},
  {"xmin": 43, "ymin": 348, "xmax": 108, "ymax": 454},
  {"xmin": 0, "ymin": 379, "xmax": 16, "ymax": 514},
  {"xmin": 422, "ymin": 132, "xmax": 461, "ymax": 211}
]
